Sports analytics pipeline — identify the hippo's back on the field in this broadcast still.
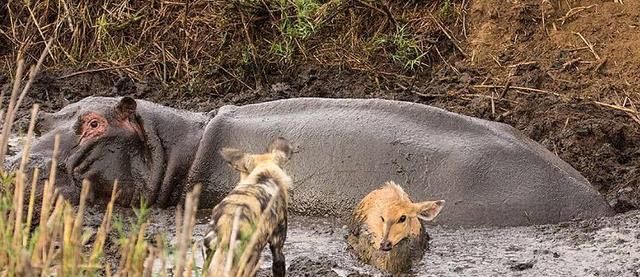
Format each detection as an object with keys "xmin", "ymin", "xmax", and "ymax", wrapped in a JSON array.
[{"xmin": 190, "ymin": 98, "xmax": 614, "ymax": 227}]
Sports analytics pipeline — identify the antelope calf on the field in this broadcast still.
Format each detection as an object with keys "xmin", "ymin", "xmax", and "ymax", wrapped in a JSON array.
[{"xmin": 347, "ymin": 181, "xmax": 444, "ymax": 274}]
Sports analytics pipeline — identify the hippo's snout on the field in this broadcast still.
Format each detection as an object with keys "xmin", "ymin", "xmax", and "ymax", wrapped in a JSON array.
[{"xmin": 380, "ymin": 240, "xmax": 393, "ymax": 251}]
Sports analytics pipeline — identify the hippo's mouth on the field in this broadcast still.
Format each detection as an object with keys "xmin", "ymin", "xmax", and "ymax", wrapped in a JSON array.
[{"xmin": 65, "ymin": 141, "xmax": 98, "ymax": 187}]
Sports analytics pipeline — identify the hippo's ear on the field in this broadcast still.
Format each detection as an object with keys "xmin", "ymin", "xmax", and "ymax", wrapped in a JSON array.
[
  {"xmin": 116, "ymin": 97, "xmax": 137, "ymax": 118},
  {"xmin": 220, "ymin": 148, "xmax": 250, "ymax": 173},
  {"xmin": 415, "ymin": 200, "xmax": 445, "ymax": 221},
  {"xmin": 267, "ymin": 137, "xmax": 292, "ymax": 163},
  {"xmin": 36, "ymin": 111, "xmax": 54, "ymax": 133}
]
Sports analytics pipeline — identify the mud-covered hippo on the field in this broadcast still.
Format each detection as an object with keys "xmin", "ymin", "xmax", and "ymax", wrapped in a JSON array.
[{"xmin": 6, "ymin": 96, "xmax": 614, "ymax": 227}]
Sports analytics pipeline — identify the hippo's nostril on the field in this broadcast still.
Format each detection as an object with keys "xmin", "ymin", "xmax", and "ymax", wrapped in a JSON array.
[{"xmin": 380, "ymin": 240, "xmax": 392, "ymax": 251}]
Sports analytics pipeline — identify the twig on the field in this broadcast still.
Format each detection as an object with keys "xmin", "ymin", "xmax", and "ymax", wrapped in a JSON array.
[
  {"xmin": 26, "ymin": 5, "xmax": 55, "ymax": 62},
  {"xmin": 594, "ymin": 57, "xmax": 607, "ymax": 73},
  {"xmin": 474, "ymin": 84, "xmax": 565, "ymax": 98},
  {"xmin": 238, "ymin": 8, "xmax": 262, "ymax": 87},
  {"xmin": 594, "ymin": 101, "xmax": 640, "ymax": 125},
  {"xmin": 558, "ymin": 5, "xmax": 597, "ymax": 25},
  {"xmin": 562, "ymin": 46, "xmax": 589, "ymax": 52},
  {"xmin": 490, "ymin": 90, "xmax": 496, "ymax": 117},
  {"xmin": 379, "ymin": 0, "xmax": 398, "ymax": 28},
  {"xmin": 506, "ymin": 61, "xmax": 537, "ymax": 68},
  {"xmin": 57, "ymin": 63, "xmax": 146, "ymax": 80},
  {"xmin": 355, "ymin": 0, "xmax": 397, "ymax": 28},
  {"xmin": 593, "ymin": 101, "xmax": 637, "ymax": 114},
  {"xmin": 13, "ymin": 38, "xmax": 54, "ymax": 123},
  {"xmin": 414, "ymin": 91, "xmax": 448, "ymax": 98},
  {"xmin": 215, "ymin": 64, "xmax": 253, "ymax": 91},
  {"xmin": 560, "ymin": 57, "xmax": 581, "ymax": 71},
  {"xmin": 463, "ymin": 93, "xmax": 520, "ymax": 104},
  {"xmin": 434, "ymin": 47, "xmax": 460, "ymax": 75},
  {"xmin": 541, "ymin": 0, "xmax": 549, "ymax": 36},
  {"xmin": 430, "ymin": 13, "xmax": 467, "ymax": 57},
  {"xmin": 574, "ymin": 32, "xmax": 600, "ymax": 60}
]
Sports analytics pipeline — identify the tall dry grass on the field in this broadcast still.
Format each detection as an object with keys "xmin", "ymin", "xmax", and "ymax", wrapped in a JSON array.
[
  {"xmin": 1, "ymin": 0, "xmax": 466, "ymax": 94},
  {"xmin": 0, "ymin": 42, "xmax": 207, "ymax": 276},
  {"xmin": 0, "ymin": 42, "xmax": 292, "ymax": 277}
]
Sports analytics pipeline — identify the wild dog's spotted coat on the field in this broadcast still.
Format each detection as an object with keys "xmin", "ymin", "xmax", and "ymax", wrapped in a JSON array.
[{"xmin": 203, "ymin": 137, "xmax": 293, "ymax": 277}]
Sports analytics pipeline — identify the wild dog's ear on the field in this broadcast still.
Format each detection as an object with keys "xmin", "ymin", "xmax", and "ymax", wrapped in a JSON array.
[
  {"xmin": 116, "ymin": 97, "xmax": 137, "ymax": 118},
  {"xmin": 267, "ymin": 137, "xmax": 292, "ymax": 163},
  {"xmin": 220, "ymin": 148, "xmax": 250, "ymax": 173},
  {"xmin": 414, "ymin": 200, "xmax": 445, "ymax": 221}
]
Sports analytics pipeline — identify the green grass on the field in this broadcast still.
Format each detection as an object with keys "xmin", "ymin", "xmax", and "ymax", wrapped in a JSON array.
[{"xmin": 373, "ymin": 25, "xmax": 428, "ymax": 71}]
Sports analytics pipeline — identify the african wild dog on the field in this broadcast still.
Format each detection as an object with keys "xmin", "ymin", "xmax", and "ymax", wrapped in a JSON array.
[
  {"xmin": 346, "ymin": 181, "xmax": 445, "ymax": 274},
  {"xmin": 203, "ymin": 137, "xmax": 293, "ymax": 277}
]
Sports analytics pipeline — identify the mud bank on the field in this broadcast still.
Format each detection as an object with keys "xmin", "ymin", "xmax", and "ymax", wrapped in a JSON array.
[{"xmin": 87, "ymin": 207, "xmax": 640, "ymax": 276}]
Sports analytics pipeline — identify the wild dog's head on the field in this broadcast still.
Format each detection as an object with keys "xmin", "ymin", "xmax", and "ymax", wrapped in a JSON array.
[
  {"xmin": 202, "ymin": 137, "xmax": 294, "ymax": 272},
  {"xmin": 219, "ymin": 137, "xmax": 293, "ymax": 182}
]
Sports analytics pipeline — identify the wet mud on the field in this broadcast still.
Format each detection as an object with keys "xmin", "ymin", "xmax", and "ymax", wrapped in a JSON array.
[{"xmin": 84, "ymin": 207, "xmax": 640, "ymax": 276}]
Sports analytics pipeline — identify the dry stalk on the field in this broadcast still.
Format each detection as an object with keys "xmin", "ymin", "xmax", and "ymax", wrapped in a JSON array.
[
  {"xmin": 235, "ymin": 189, "xmax": 280, "ymax": 277},
  {"xmin": 558, "ymin": 5, "xmax": 597, "ymax": 25},
  {"xmin": 593, "ymin": 101, "xmax": 640, "ymax": 125},
  {"xmin": 175, "ymin": 184, "xmax": 202, "ymax": 277},
  {"xmin": 32, "ymin": 134, "xmax": 60, "ymax": 265},
  {"xmin": 224, "ymin": 207, "xmax": 243, "ymax": 276},
  {"xmin": 90, "ymin": 180, "xmax": 119, "ymax": 263},
  {"xmin": 574, "ymin": 32, "xmax": 600, "ymax": 60},
  {"xmin": 429, "ymin": 13, "xmax": 467, "ymax": 57},
  {"xmin": 24, "ymin": 168, "xmax": 39, "ymax": 246},
  {"xmin": 0, "ymin": 54, "xmax": 25, "ymax": 163},
  {"xmin": 11, "ymin": 169, "xmax": 25, "ymax": 261},
  {"xmin": 473, "ymin": 84, "xmax": 566, "ymax": 99},
  {"xmin": 57, "ymin": 63, "xmax": 146, "ymax": 80},
  {"xmin": 13, "ymin": 38, "xmax": 53, "ymax": 114},
  {"xmin": 18, "ymin": 104, "xmax": 39, "ymax": 172}
]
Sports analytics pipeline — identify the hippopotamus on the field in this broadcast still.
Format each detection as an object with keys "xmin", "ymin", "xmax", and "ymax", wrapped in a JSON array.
[{"xmin": 6, "ymin": 96, "xmax": 614, "ymax": 227}]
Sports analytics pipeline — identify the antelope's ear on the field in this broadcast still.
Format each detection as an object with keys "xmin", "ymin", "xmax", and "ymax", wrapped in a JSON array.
[
  {"xmin": 415, "ymin": 200, "xmax": 445, "ymax": 221},
  {"xmin": 220, "ymin": 148, "xmax": 250, "ymax": 173}
]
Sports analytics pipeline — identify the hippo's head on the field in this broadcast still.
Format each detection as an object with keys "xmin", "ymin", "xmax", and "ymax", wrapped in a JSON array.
[{"xmin": 17, "ymin": 97, "xmax": 152, "ymax": 205}]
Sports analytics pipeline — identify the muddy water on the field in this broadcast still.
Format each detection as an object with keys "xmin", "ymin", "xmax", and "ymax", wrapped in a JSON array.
[{"xmin": 124, "ymin": 208, "xmax": 640, "ymax": 277}]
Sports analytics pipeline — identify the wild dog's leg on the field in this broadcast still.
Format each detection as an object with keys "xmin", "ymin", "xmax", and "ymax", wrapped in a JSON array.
[{"xmin": 269, "ymin": 219, "xmax": 287, "ymax": 277}]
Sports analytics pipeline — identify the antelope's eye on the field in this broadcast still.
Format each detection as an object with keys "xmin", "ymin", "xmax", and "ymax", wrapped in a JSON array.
[
  {"xmin": 89, "ymin": 120, "xmax": 99, "ymax": 128},
  {"xmin": 380, "ymin": 216, "xmax": 385, "ymax": 223},
  {"xmin": 399, "ymin": 215, "xmax": 407, "ymax": 223}
]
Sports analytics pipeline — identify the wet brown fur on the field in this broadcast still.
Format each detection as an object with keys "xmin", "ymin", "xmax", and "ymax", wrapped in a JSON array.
[
  {"xmin": 204, "ymin": 137, "xmax": 293, "ymax": 277},
  {"xmin": 347, "ymin": 181, "xmax": 444, "ymax": 274}
]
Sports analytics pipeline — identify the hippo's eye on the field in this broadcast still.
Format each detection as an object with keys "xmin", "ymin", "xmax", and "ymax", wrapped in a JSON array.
[
  {"xmin": 89, "ymin": 120, "xmax": 99, "ymax": 128},
  {"xmin": 380, "ymin": 216, "xmax": 385, "ymax": 223},
  {"xmin": 398, "ymin": 215, "xmax": 407, "ymax": 223}
]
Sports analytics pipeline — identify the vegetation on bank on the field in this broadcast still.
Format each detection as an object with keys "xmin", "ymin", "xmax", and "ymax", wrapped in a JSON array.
[{"xmin": 0, "ymin": 0, "xmax": 464, "ymax": 94}]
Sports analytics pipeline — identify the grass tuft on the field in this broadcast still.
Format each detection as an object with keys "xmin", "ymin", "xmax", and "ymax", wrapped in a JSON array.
[{"xmin": 1, "ymin": 1, "xmax": 464, "ymax": 92}]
